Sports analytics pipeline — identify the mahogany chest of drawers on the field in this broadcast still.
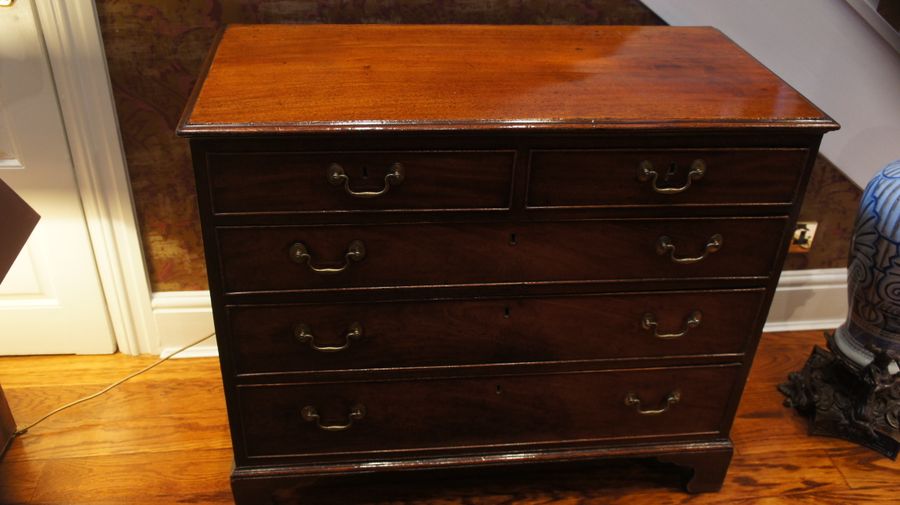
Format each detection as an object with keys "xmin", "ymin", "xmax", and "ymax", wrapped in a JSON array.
[{"xmin": 178, "ymin": 24, "xmax": 838, "ymax": 503}]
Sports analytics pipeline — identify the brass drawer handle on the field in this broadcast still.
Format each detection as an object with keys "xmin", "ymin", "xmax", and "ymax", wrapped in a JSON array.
[
  {"xmin": 641, "ymin": 310, "xmax": 702, "ymax": 339},
  {"xmin": 327, "ymin": 162, "xmax": 405, "ymax": 198},
  {"xmin": 289, "ymin": 240, "xmax": 365, "ymax": 274},
  {"xmin": 301, "ymin": 404, "xmax": 366, "ymax": 432},
  {"xmin": 656, "ymin": 234, "xmax": 723, "ymax": 264},
  {"xmin": 638, "ymin": 159, "xmax": 705, "ymax": 194},
  {"xmin": 294, "ymin": 322, "xmax": 364, "ymax": 352},
  {"xmin": 624, "ymin": 390, "xmax": 681, "ymax": 415}
]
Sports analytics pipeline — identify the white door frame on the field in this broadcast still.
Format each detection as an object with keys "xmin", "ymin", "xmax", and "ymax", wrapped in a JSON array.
[{"xmin": 33, "ymin": 0, "xmax": 156, "ymax": 355}]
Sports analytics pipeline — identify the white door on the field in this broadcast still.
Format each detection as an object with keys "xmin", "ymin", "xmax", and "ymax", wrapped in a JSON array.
[{"xmin": 0, "ymin": 0, "xmax": 116, "ymax": 354}]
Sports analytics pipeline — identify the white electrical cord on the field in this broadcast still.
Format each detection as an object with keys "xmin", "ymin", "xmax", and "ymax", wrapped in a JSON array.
[{"xmin": 10, "ymin": 332, "xmax": 215, "ymax": 439}]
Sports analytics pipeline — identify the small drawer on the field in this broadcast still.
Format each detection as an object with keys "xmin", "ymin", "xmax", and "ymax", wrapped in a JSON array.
[
  {"xmin": 227, "ymin": 289, "xmax": 765, "ymax": 375},
  {"xmin": 237, "ymin": 364, "xmax": 740, "ymax": 460},
  {"xmin": 216, "ymin": 217, "xmax": 787, "ymax": 293},
  {"xmin": 527, "ymin": 148, "xmax": 808, "ymax": 208},
  {"xmin": 207, "ymin": 150, "xmax": 515, "ymax": 214}
]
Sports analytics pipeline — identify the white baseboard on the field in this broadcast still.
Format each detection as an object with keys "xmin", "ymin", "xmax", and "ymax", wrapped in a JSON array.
[
  {"xmin": 152, "ymin": 291, "xmax": 217, "ymax": 359},
  {"xmin": 763, "ymin": 268, "xmax": 847, "ymax": 332},
  {"xmin": 151, "ymin": 268, "xmax": 848, "ymax": 357}
]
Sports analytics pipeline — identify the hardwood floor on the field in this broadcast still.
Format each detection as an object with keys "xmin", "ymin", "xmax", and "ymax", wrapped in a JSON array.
[{"xmin": 0, "ymin": 331, "xmax": 896, "ymax": 505}]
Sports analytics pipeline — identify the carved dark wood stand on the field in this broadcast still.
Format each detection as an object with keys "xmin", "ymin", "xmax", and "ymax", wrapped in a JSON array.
[{"xmin": 779, "ymin": 332, "xmax": 900, "ymax": 459}]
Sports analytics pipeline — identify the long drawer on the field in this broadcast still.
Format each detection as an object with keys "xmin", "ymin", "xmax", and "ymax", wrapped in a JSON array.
[
  {"xmin": 216, "ymin": 217, "xmax": 787, "ymax": 293},
  {"xmin": 237, "ymin": 364, "xmax": 740, "ymax": 460},
  {"xmin": 207, "ymin": 150, "xmax": 516, "ymax": 214},
  {"xmin": 227, "ymin": 289, "xmax": 765, "ymax": 375},
  {"xmin": 527, "ymin": 148, "xmax": 808, "ymax": 208}
]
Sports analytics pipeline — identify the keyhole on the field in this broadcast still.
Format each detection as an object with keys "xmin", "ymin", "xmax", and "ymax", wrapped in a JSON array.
[
  {"xmin": 496, "ymin": 385, "xmax": 503, "ymax": 395},
  {"xmin": 665, "ymin": 162, "xmax": 678, "ymax": 181},
  {"xmin": 503, "ymin": 306, "xmax": 511, "ymax": 318},
  {"xmin": 509, "ymin": 233, "xmax": 517, "ymax": 246},
  {"xmin": 361, "ymin": 165, "xmax": 369, "ymax": 179}
]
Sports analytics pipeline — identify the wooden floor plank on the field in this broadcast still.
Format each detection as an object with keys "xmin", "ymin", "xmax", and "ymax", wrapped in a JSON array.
[
  {"xmin": 0, "ymin": 457, "xmax": 44, "ymax": 505},
  {"xmin": 4, "ymin": 380, "xmax": 227, "ymax": 427},
  {"xmin": 2, "ymin": 380, "xmax": 230, "ymax": 462},
  {"xmin": 0, "ymin": 353, "xmax": 219, "ymax": 388},
  {"xmin": 4, "ymin": 410, "xmax": 231, "ymax": 462},
  {"xmin": 827, "ymin": 445, "xmax": 900, "ymax": 489},
  {"xmin": 722, "ymin": 489, "xmax": 899, "ymax": 505},
  {"xmin": 729, "ymin": 331, "xmax": 860, "ymax": 457},
  {"xmin": 0, "ymin": 330, "xmax": 895, "ymax": 505},
  {"xmin": 28, "ymin": 449, "xmax": 233, "ymax": 505},
  {"xmin": 731, "ymin": 387, "xmax": 860, "ymax": 456}
]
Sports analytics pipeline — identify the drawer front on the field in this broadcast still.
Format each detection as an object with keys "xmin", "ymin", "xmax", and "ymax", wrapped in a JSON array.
[
  {"xmin": 228, "ymin": 289, "xmax": 765, "ymax": 375},
  {"xmin": 217, "ymin": 218, "xmax": 787, "ymax": 293},
  {"xmin": 527, "ymin": 148, "xmax": 808, "ymax": 208},
  {"xmin": 207, "ymin": 151, "xmax": 515, "ymax": 213},
  {"xmin": 237, "ymin": 364, "xmax": 740, "ymax": 459}
]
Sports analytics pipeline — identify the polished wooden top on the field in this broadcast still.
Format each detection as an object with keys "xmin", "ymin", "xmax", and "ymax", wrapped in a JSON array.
[{"xmin": 178, "ymin": 25, "xmax": 837, "ymax": 136}]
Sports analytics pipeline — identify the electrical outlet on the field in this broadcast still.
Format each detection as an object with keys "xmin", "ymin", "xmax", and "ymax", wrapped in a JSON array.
[{"xmin": 790, "ymin": 221, "xmax": 818, "ymax": 253}]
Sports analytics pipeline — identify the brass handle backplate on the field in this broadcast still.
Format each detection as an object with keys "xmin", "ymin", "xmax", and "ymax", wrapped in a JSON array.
[
  {"xmin": 656, "ymin": 234, "xmax": 723, "ymax": 264},
  {"xmin": 638, "ymin": 159, "xmax": 705, "ymax": 194},
  {"xmin": 301, "ymin": 404, "xmax": 366, "ymax": 432},
  {"xmin": 328, "ymin": 162, "xmax": 405, "ymax": 198},
  {"xmin": 289, "ymin": 240, "xmax": 365, "ymax": 274},
  {"xmin": 624, "ymin": 391, "xmax": 681, "ymax": 415},
  {"xmin": 294, "ymin": 322, "xmax": 364, "ymax": 352},
  {"xmin": 641, "ymin": 310, "xmax": 702, "ymax": 339}
]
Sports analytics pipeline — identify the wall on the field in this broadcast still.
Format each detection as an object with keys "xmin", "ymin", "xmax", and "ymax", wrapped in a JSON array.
[
  {"xmin": 784, "ymin": 156, "xmax": 861, "ymax": 270},
  {"xmin": 643, "ymin": 0, "xmax": 900, "ymax": 188},
  {"xmin": 95, "ymin": 0, "xmax": 862, "ymax": 292}
]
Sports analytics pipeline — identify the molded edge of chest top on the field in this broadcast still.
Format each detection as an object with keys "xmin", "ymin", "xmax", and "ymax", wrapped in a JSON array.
[{"xmin": 177, "ymin": 25, "xmax": 839, "ymax": 136}]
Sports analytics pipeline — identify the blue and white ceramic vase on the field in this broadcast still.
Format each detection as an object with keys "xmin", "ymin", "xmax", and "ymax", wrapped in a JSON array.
[{"xmin": 835, "ymin": 160, "xmax": 900, "ymax": 374}]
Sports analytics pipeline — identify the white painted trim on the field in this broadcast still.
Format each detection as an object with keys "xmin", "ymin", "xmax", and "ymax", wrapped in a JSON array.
[
  {"xmin": 159, "ymin": 346, "xmax": 219, "ymax": 360},
  {"xmin": 0, "ymin": 159, "xmax": 24, "ymax": 170},
  {"xmin": 763, "ymin": 268, "xmax": 848, "ymax": 333},
  {"xmin": 152, "ymin": 268, "xmax": 849, "ymax": 357},
  {"xmin": 763, "ymin": 318, "xmax": 847, "ymax": 333},
  {"xmin": 845, "ymin": 0, "xmax": 900, "ymax": 52},
  {"xmin": 34, "ymin": 0, "xmax": 157, "ymax": 355},
  {"xmin": 153, "ymin": 291, "xmax": 217, "ymax": 359},
  {"xmin": 770, "ymin": 267, "xmax": 848, "ymax": 289}
]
